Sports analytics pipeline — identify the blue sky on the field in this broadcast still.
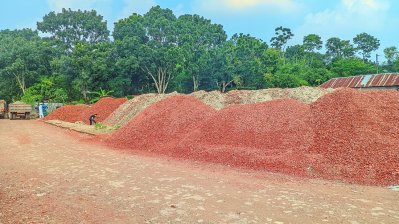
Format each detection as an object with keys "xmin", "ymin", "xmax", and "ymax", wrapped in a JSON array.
[{"xmin": 1, "ymin": 0, "xmax": 398, "ymax": 60}]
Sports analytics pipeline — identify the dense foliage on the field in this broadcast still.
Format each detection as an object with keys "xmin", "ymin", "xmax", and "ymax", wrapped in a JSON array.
[{"xmin": 0, "ymin": 6, "xmax": 397, "ymax": 103}]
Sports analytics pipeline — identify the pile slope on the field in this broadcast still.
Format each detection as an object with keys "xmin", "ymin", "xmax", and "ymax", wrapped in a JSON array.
[
  {"xmin": 106, "ymin": 95, "xmax": 216, "ymax": 153},
  {"xmin": 191, "ymin": 86, "xmax": 335, "ymax": 109},
  {"xmin": 310, "ymin": 88, "xmax": 399, "ymax": 185},
  {"xmin": 104, "ymin": 93, "xmax": 176, "ymax": 127},
  {"xmin": 178, "ymin": 99, "xmax": 313, "ymax": 176},
  {"xmin": 77, "ymin": 97, "xmax": 127, "ymax": 125},
  {"xmin": 43, "ymin": 105, "xmax": 89, "ymax": 123}
]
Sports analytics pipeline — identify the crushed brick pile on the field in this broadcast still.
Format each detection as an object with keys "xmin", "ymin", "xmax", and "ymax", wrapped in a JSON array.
[
  {"xmin": 45, "ymin": 87, "xmax": 398, "ymax": 186},
  {"xmin": 44, "ymin": 105, "xmax": 89, "ymax": 123},
  {"xmin": 103, "ymin": 93, "xmax": 177, "ymax": 127},
  {"xmin": 45, "ymin": 97, "xmax": 127, "ymax": 124},
  {"xmin": 105, "ymin": 88, "xmax": 399, "ymax": 186},
  {"xmin": 105, "ymin": 95, "xmax": 216, "ymax": 153},
  {"xmin": 177, "ymin": 99, "xmax": 313, "ymax": 176},
  {"xmin": 76, "ymin": 97, "xmax": 127, "ymax": 125},
  {"xmin": 309, "ymin": 88, "xmax": 399, "ymax": 185}
]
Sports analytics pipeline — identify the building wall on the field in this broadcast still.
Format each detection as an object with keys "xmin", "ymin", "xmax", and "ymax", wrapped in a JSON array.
[{"xmin": 354, "ymin": 86, "xmax": 399, "ymax": 90}]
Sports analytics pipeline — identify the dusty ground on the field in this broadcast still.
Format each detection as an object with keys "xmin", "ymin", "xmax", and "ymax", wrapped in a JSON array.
[
  {"xmin": 45, "ymin": 120, "xmax": 116, "ymax": 135},
  {"xmin": 0, "ymin": 120, "xmax": 398, "ymax": 224}
]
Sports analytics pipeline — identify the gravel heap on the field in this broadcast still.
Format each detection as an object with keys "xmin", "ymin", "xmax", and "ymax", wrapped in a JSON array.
[
  {"xmin": 309, "ymin": 88, "xmax": 399, "ymax": 185},
  {"xmin": 45, "ymin": 97, "xmax": 127, "ymax": 124},
  {"xmin": 177, "ymin": 99, "xmax": 313, "ymax": 177},
  {"xmin": 104, "ymin": 93, "xmax": 177, "ymax": 127},
  {"xmin": 77, "ymin": 97, "xmax": 127, "ymax": 125},
  {"xmin": 105, "ymin": 88, "xmax": 399, "ymax": 186},
  {"xmin": 44, "ymin": 105, "xmax": 89, "ymax": 123},
  {"xmin": 106, "ymin": 95, "xmax": 216, "ymax": 153}
]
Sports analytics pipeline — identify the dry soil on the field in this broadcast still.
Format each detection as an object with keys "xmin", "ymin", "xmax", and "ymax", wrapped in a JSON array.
[{"xmin": 0, "ymin": 120, "xmax": 398, "ymax": 224}]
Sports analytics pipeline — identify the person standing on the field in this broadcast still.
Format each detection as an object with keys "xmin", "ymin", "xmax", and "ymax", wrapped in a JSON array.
[
  {"xmin": 38, "ymin": 103, "xmax": 44, "ymax": 118},
  {"xmin": 89, "ymin": 114, "xmax": 97, "ymax": 125}
]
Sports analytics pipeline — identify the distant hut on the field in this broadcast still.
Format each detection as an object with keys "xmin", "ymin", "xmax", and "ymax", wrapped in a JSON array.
[{"xmin": 320, "ymin": 73, "xmax": 399, "ymax": 90}]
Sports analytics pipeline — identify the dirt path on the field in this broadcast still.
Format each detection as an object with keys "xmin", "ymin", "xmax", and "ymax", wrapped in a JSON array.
[{"xmin": 0, "ymin": 120, "xmax": 398, "ymax": 224}]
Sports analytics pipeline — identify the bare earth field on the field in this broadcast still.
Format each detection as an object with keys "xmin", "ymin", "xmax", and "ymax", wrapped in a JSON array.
[{"xmin": 0, "ymin": 120, "xmax": 398, "ymax": 224}]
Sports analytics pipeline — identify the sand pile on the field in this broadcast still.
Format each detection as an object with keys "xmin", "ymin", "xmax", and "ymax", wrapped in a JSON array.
[
  {"xmin": 190, "ymin": 87, "xmax": 335, "ymax": 109},
  {"xmin": 104, "ymin": 93, "xmax": 177, "ymax": 127}
]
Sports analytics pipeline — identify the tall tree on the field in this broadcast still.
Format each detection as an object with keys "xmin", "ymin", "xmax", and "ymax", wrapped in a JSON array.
[
  {"xmin": 330, "ymin": 58, "xmax": 375, "ymax": 77},
  {"xmin": 175, "ymin": 14, "xmax": 227, "ymax": 91},
  {"xmin": 62, "ymin": 41, "xmax": 113, "ymax": 101},
  {"xmin": 383, "ymin": 46, "xmax": 398, "ymax": 65},
  {"xmin": 270, "ymin": 26, "xmax": 293, "ymax": 50},
  {"xmin": 353, "ymin": 33, "xmax": 380, "ymax": 61},
  {"xmin": 229, "ymin": 33, "xmax": 268, "ymax": 89},
  {"xmin": 0, "ymin": 29, "xmax": 52, "ymax": 101},
  {"xmin": 303, "ymin": 34, "xmax": 323, "ymax": 52},
  {"xmin": 113, "ymin": 13, "xmax": 146, "ymax": 42},
  {"xmin": 37, "ymin": 8, "xmax": 109, "ymax": 51},
  {"xmin": 325, "ymin": 37, "xmax": 355, "ymax": 61}
]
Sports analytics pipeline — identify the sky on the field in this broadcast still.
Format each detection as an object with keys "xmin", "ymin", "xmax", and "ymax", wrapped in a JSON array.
[{"xmin": 1, "ymin": 0, "xmax": 398, "ymax": 61}]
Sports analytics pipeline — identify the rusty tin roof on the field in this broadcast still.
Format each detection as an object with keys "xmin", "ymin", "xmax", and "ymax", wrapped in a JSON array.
[{"xmin": 320, "ymin": 73, "xmax": 399, "ymax": 88}]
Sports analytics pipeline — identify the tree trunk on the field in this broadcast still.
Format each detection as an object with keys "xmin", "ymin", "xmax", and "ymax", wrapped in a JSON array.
[
  {"xmin": 145, "ymin": 67, "xmax": 171, "ymax": 94},
  {"xmin": 14, "ymin": 74, "xmax": 26, "ymax": 94},
  {"xmin": 216, "ymin": 80, "xmax": 233, "ymax": 93},
  {"xmin": 192, "ymin": 75, "xmax": 199, "ymax": 92}
]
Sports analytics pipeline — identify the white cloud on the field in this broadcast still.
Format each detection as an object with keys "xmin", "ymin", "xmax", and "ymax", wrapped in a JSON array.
[
  {"xmin": 122, "ymin": 0, "xmax": 156, "ymax": 17},
  {"xmin": 194, "ymin": 0, "xmax": 301, "ymax": 14},
  {"xmin": 47, "ymin": 0, "xmax": 108, "ymax": 12},
  {"xmin": 342, "ymin": 0, "xmax": 389, "ymax": 13},
  {"xmin": 295, "ymin": 0, "xmax": 390, "ymax": 43}
]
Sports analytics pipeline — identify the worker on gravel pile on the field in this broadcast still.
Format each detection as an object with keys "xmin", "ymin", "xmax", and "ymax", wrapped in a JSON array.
[{"xmin": 89, "ymin": 114, "xmax": 97, "ymax": 125}]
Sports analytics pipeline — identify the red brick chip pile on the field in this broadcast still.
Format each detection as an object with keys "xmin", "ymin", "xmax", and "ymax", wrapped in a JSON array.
[
  {"xmin": 106, "ymin": 89, "xmax": 399, "ymax": 186},
  {"xmin": 44, "ymin": 105, "xmax": 89, "ymax": 123},
  {"xmin": 45, "ymin": 88, "xmax": 399, "ymax": 186},
  {"xmin": 106, "ymin": 95, "xmax": 216, "ymax": 153},
  {"xmin": 309, "ymin": 88, "xmax": 399, "ymax": 185},
  {"xmin": 177, "ymin": 99, "xmax": 313, "ymax": 176},
  {"xmin": 78, "ymin": 97, "xmax": 127, "ymax": 124},
  {"xmin": 44, "ymin": 97, "xmax": 127, "ymax": 124}
]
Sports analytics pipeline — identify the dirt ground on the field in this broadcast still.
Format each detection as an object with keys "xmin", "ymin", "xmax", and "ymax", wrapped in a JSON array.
[{"xmin": 0, "ymin": 120, "xmax": 398, "ymax": 224}]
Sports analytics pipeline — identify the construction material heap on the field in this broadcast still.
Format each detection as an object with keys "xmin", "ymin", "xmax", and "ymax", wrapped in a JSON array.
[
  {"xmin": 44, "ymin": 97, "xmax": 127, "ymax": 124},
  {"xmin": 105, "ymin": 89, "xmax": 399, "ymax": 186},
  {"xmin": 45, "ymin": 87, "xmax": 399, "ymax": 185}
]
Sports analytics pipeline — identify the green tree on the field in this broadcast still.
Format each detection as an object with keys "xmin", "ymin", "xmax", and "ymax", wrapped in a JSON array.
[
  {"xmin": 21, "ymin": 76, "xmax": 68, "ymax": 103},
  {"xmin": 325, "ymin": 37, "xmax": 355, "ymax": 61},
  {"xmin": 383, "ymin": 46, "xmax": 398, "ymax": 65},
  {"xmin": 113, "ymin": 13, "xmax": 146, "ymax": 42},
  {"xmin": 285, "ymin": 45, "xmax": 305, "ymax": 62},
  {"xmin": 330, "ymin": 58, "xmax": 375, "ymax": 77},
  {"xmin": 270, "ymin": 26, "xmax": 293, "ymax": 50},
  {"xmin": 37, "ymin": 8, "xmax": 109, "ymax": 51},
  {"xmin": 353, "ymin": 33, "xmax": 380, "ymax": 61},
  {"xmin": 229, "ymin": 33, "xmax": 268, "ymax": 89},
  {"xmin": 300, "ymin": 68, "xmax": 334, "ymax": 86},
  {"xmin": 0, "ymin": 29, "xmax": 52, "ymax": 101},
  {"xmin": 175, "ymin": 14, "xmax": 227, "ymax": 91},
  {"xmin": 63, "ymin": 42, "xmax": 113, "ymax": 101},
  {"xmin": 303, "ymin": 34, "xmax": 323, "ymax": 52},
  {"xmin": 270, "ymin": 63, "xmax": 308, "ymax": 88}
]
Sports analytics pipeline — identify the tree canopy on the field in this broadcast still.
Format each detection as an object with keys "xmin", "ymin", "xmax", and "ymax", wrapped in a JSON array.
[{"xmin": 0, "ymin": 6, "xmax": 394, "ymax": 104}]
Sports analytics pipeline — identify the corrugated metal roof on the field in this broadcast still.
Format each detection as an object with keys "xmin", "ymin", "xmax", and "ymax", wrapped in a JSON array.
[{"xmin": 320, "ymin": 73, "xmax": 399, "ymax": 88}]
